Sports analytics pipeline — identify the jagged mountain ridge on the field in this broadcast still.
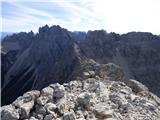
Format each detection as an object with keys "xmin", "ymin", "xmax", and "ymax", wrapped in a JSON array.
[
  {"xmin": 1, "ymin": 25, "xmax": 86, "ymax": 105},
  {"xmin": 1, "ymin": 25, "xmax": 160, "ymax": 105},
  {"xmin": 80, "ymin": 31, "xmax": 160, "ymax": 95}
]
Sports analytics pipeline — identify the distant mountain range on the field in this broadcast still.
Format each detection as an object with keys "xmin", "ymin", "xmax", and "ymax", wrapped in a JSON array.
[
  {"xmin": 1, "ymin": 32, "xmax": 13, "ymax": 40},
  {"xmin": 1, "ymin": 25, "xmax": 160, "ymax": 105}
]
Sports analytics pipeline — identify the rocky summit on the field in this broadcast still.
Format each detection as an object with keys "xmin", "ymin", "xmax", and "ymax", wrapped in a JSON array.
[{"xmin": 1, "ymin": 63, "xmax": 160, "ymax": 120}]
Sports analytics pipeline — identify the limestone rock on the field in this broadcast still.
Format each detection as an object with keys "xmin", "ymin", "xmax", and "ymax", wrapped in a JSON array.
[
  {"xmin": 57, "ymin": 103, "xmax": 66, "ymax": 115},
  {"xmin": 83, "ymin": 71, "xmax": 95, "ymax": 78},
  {"xmin": 77, "ymin": 92, "xmax": 91, "ymax": 109},
  {"xmin": 94, "ymin": 109, "xmax": 113, "ymax": 119},
  {"xmin": 125, "ymin": 79, "xmax": 149, "ymax": 93},
  {"xmin": 29, "ymin": 116, "xmax": 39, "ymax": 120},
  {"xmin": 44, "ymin": 114, "xmax": 55, "ymax": 120},
  {"xmin": 35, "ymin": 114, "xmax": 43, "ymax": 120},
  {"xmin": 83, "ymin": 72, "xmax": 90, "ymax": 77},
  {"xmin": 35, "ymin": 105, "xmax": 46, "ymax": 115},
  {"xmin": 50, "ymin": 83, "xmax": 65, "ymax": 99},
  {"xmin": 41, "ymin": 86, "xmax": 54, "ymax": 97},
  {"xmin": 99, "ymin": 63, "xmax": 125, "ymax": 81},
  {"xmin": 44, "ymin": 103, "xmax": 57, "ymax": 115},
  {"xmin": 37, "ymin": 96, "xmax": 49, "ymax": 105},
  {"xmin": 19, "ymin": 101, "xmax": 35, "ymax": 119},
  {"xmin": 1, "ymin": 105, "xmax": 20, "ymax": 120},
  {"xmin": 62, "ymin": 112, "xmax": 75, "ymax": 120},
  {"xmin": 12, "ymin": 91, "xmax": 39, "ymax": 119}
]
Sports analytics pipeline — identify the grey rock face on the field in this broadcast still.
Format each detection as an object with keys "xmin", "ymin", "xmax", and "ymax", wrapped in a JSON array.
[
  {"xmin": 81, "ymin": 31, "xmax": 160, "ymax": 97},
  {"xmin": 93, "ymin": 109, "xmax": 113, "ymax": 119},
  {"xmin": 1, "ymin": 25, "xmax": 160, "ymax": 107},
  {"xmin": 1, "ymin": 50, "xmax": 18, "ymax": 86}
]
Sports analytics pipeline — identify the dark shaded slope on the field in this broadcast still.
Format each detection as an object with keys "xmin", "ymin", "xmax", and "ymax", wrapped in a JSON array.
[
  {"xmin": 118, "ymin": 32, "xmax": 160, "ymax": 95},
  {"xmin": 1, "ymin": 31, "xmax": 35, "ymax": 84},
  {"xmin": 2, "ymin": 25, "xmax": 85, "ymax": 105},
  {"xmin": 1, "ymin": 65, "xmax": 35, "ymax": 105},
  {"xmin": 80, "ymin": 30, "xmax": 119, "ymax": 63}
]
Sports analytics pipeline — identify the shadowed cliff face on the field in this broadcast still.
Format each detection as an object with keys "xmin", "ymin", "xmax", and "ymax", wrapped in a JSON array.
[
  {"xmin": 1, "ymin": 25, "xmax": 160, "ymax": 105},
  {"xmin": 80, "ymin": 31, "xmax": 160, "ymax": 96},
  {"xmin": 1, "ymin": 25, "xmax": 85, "ymax": 105}
]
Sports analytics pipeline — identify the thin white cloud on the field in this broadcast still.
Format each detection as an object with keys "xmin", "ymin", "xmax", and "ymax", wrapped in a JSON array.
[
  {"xmin": 1, "ymin": 0, "xmax": 160, "ymax": 34},
  {"xmin": 2, "ymin": 1, "xmax": 72, "ymax": 32}
]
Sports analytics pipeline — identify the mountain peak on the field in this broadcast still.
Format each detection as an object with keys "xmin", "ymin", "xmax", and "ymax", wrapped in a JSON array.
[{"xmin": 38, "ymin": 25, "xmax": 66, "ymax": 35}]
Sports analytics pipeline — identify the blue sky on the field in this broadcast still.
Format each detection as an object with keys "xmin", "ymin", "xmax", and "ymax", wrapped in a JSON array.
[{"xmin": 1, "ymin": 0, "xmax": 160, "ymax": 34}]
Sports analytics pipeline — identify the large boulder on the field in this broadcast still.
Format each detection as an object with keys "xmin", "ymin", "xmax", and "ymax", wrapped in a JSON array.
[
  {"xmin": 50, "ymin": 83, "xmax": 65, "ymax": 99},
  {"xmin": 1, "ymin": 105, "xmax": 20, "ymax": 120},
  {"xmin": 93, "ymin": 103, "xmax": 113, "ymax": 119},
  {"xmin": 44, "ymin": 102, "xmax": 57, "ymax": 115},
  {"xmin": 12, "ymin": 91, "xmax": 40, "ymax": 119},
  {"xmin": 36, "ymin": 96, "xmax": 50, "ymax": 106},
  {"xmin": 35, "ymin": 105, "xmax": 46, "ymax": 115},
  {"xmin": 41, "ymin": 86, "xmax": 54, "ymax": 97},
  {"xmin": 125, "ymin": 79, "xmax": 149, "ymax": 93}
]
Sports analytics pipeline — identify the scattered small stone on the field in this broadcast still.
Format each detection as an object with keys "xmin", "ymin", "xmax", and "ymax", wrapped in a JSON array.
[
  {"xmin": 62, "ymin": 112, "xmax": 75, "ymax": 120},
  {"xmin": 37, "ymin": 96, "xmax": 49, "ymax": 105},
  {"xmin": 83, "ymin": 72, "xmax": 90, "ymax": 77},
  {"xmin": 44, "ymin": 114, "xmax": 55, "ymax": 120}
]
